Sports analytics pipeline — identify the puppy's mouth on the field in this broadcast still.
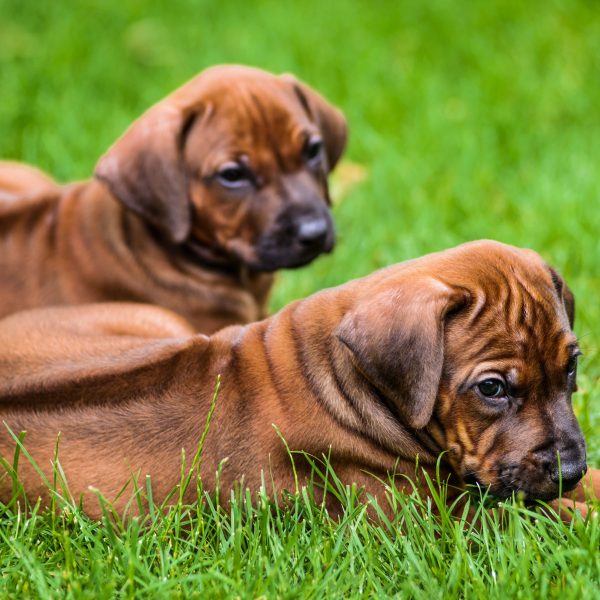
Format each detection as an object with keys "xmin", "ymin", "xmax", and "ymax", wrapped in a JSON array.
[
  {"xmin": 256, "ymin": 241, "xmax": 335, "ymax": 271},
  {"xmin": 463, "ymin": 465, "xmax": 585, "ymax": 501}
]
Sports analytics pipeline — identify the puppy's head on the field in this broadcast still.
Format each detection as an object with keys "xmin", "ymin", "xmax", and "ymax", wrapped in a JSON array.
[
  {"xmin": 95, "ymin": 65, "xmax": 347, "ymax": 271},
  {"xmin": 337, "ymin": 240, "xmax": 586, "ymax": 501}
]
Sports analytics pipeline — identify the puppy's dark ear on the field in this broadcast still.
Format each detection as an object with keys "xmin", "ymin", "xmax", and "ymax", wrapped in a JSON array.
[
  {"xmin": 548, "ymin": 266, "xmax": 575, "ymax": 328},
  {"xmin": 336, "ymin": 279, "xmax": 468, "ymax": 429},
  {"xmin": 95, "ymin": 104, "xmax": 198, "ymax": 244},
  {"xmin": 281, "ymin": 75, "xmax": 348, "ymax": 171},
  {"xmin": 563, "ymin": 285, "xmax": 575, "ymax": 329}
]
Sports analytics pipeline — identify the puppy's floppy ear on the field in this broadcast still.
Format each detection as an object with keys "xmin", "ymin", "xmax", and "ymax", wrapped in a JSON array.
[
  {"xmin": 336, "ymin": 278, "xmax": 469, "ymax": 430},
  {"xmin": 95, "ymin": 103, "xmax": 198, "ymax": 244},
  {"xmin": 563, "ymin": 285, "xmax": 575, "ymax": 329},
  {"xmin": 281, "ymin": 74, "xmax": 348, "ymax": 171},
  {"xmin": 548, "ymin": 266, "xmax": 575, "ymax": 328}
]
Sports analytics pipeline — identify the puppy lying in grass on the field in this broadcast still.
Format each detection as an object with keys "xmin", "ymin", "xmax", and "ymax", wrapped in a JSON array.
[{"xmin": 0, "ymin": 240, "xmax": 597, "ymax": 519}]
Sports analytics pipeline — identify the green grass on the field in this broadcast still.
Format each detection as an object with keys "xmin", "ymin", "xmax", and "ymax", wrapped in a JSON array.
[
  {"xmin": 1, "ymin": 0, "xmax": 600, "ymax": 596},
  {"xmin": 2, "ymin": 469, "xmax": 599, "ymax": 599}
]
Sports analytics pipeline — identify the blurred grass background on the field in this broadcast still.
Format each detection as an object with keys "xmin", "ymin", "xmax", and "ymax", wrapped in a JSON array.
[{"xmin": 1, "ymin": 0, "xmax": 599, "ymax": 595}]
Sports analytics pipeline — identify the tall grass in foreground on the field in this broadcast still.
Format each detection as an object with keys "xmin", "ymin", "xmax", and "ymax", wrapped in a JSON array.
[
  {"xmin": 1, "ymin": 466, "xmax": 599, "ymax": 598},
  {"xmin": 0, "ymin": 419, "xmax": 599, "ymax": 599}
]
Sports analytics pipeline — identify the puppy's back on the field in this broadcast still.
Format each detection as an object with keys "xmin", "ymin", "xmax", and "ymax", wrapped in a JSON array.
[{"xmin": 0, "ymin": 303, "xmax": 200, "ymax": 403}]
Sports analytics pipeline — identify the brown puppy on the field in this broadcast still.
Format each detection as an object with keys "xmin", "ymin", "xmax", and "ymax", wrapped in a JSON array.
[
  {"xmin": 0, "ymin": 240, "xmax": 595, "ymax": 519},
  {"xmin": 0, "ymin": 65, "xmax": 347, "ymax": 333}
]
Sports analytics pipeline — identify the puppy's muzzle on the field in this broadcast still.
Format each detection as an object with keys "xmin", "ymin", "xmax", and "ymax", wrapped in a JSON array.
[
  {"xmin": 489, "ymin": 443, "xmax": 588, "ymax": 500},
  {"xmin": 254, "ymin": 207, "xmax": 335, "ymax": 271},
  {"xmin": 549, "ymin": 454, "xmax": 587, "ymax": 489},
  {"xmin": 297, "ymin": 217, "xmax": 331, "ymax": 248},
  {"xmin": 541, "ymin": 435, "xmax": 588, "ymax": 494}
]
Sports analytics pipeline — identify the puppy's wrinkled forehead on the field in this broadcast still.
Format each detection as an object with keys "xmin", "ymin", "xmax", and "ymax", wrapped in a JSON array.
[
  {"xmin": 178, "ymin": 69, "xmax": 314, "ymax": 165},
  {"xmin": 439, "ymin": 242, "xmax": 576, "ymax": 376}
]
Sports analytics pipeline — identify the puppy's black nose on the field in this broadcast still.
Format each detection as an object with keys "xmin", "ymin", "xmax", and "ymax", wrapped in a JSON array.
[
  {"xmin": 297, "ymin": 218, "xmax": 329, "ymax": 246},
  {"xmin": 550, "ymin": 459, "xmax": 587, "ymax": 486}
]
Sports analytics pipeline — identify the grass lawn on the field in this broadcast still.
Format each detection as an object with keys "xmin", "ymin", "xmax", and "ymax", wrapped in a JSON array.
[{"xmin": 1, "ymin": 0, "xmax": 599, "ymax": 597}]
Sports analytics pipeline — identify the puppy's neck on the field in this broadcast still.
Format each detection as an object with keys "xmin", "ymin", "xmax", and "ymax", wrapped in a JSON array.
[
  {"xmin": 85, "ymin": 179, "xmax": 251, "ymax": 280},
  {"xmin": 178, "ymin": 236, "xmax": 252, "ymax": 280},
  {"xmin": 76, "ymin": 181, "xmax": 271, "ymax": 329}
]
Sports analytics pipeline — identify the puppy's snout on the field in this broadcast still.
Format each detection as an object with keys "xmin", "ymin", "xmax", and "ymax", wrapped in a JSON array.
[
  {"xmin": 550, "ymin": 458, "xmax": 587, "ymax": 486},
  {"xmin": 254, "ymin": 205, "xmax": 334, "ymax": 270},
  {"xmin": 297, "ymin": 217, "xmax": 329, "ymax": 247}
]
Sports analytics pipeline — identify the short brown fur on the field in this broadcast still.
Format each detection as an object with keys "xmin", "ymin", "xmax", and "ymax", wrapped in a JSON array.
[
  {"xmin": 0, "ymin": 65, "xmax": 347, "ymax": 333},
  {"xmin": 0, "ymin": 241, "xmax": 597, "ymax": 519}
]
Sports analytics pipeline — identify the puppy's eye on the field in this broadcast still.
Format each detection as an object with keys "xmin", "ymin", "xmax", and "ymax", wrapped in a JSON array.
[
  {"xmin": 567, "ymin": 354, "xmax": 579, "ymax": 376},
  {"xmin": 216, "ymin": 163, "xmax": 251, "ymax": 189},
  {"xmin": 303, "ymin": 136, "xmax": 323, "ymax": 165},
  {"xmin": 477, "ymin": 378, "xmax": 506, "ymax": 399}
]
